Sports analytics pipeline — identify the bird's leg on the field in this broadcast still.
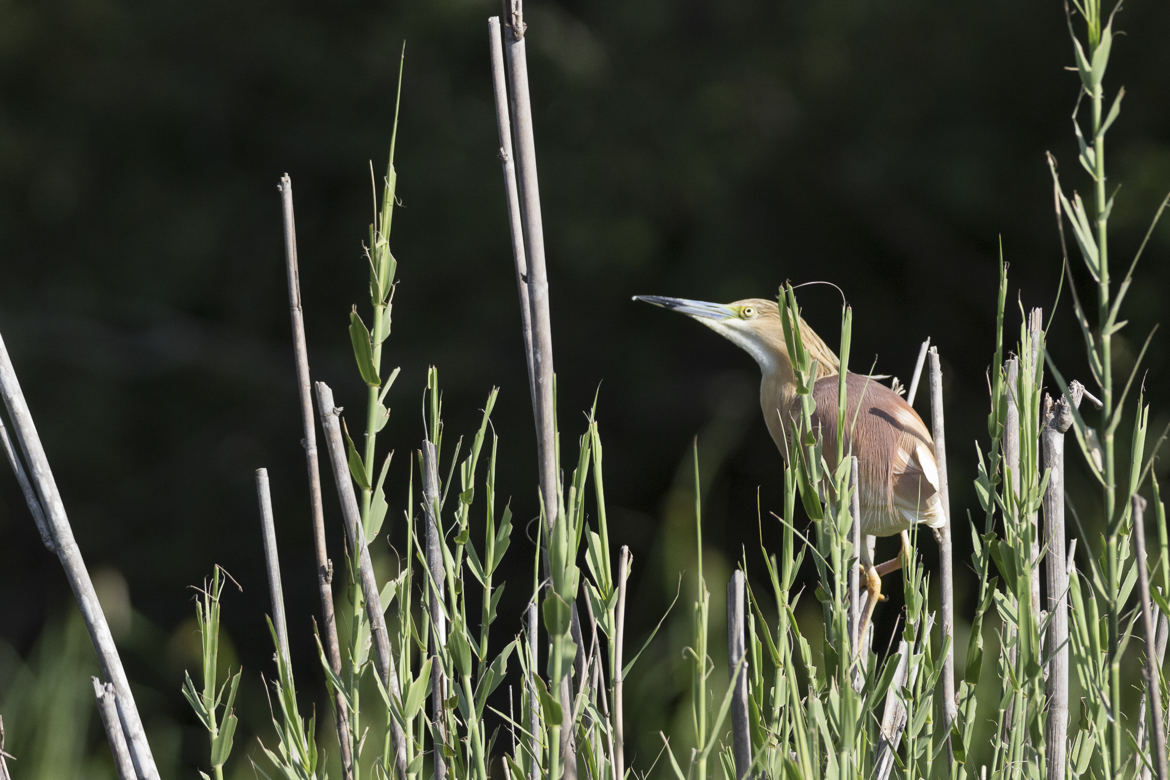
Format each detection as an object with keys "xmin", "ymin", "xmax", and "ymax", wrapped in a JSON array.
[
  {"xmin": 854, "ymin": 532, "xmax": 912, "ymax": 657},
  {"xmin": 874, "ymin": 530, "xmax": 912, "ymax": 578}
]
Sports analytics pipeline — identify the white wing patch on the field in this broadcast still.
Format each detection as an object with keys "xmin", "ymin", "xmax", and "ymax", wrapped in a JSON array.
[{"xmin": 914, "ymin": 439, "xmax": 939, "ymax": 493}]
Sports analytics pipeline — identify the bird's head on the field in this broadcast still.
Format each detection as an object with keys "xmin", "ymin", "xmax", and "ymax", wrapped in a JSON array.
[{"xmin": 633, "ymin": 295, "xmax": 841, "ymax": 379}]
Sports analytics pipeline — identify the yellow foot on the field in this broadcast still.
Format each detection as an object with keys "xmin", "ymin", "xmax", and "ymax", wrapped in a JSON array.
[{"xmin": 855, "ymin": 564, "xmax": 885, "ymax": 659}]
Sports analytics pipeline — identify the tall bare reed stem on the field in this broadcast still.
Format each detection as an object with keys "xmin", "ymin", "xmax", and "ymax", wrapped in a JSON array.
[
  {"xmin": 1042, "ymin": 383, "xmax": 1079, "ymax": 780},
  {"xmin": 92, "ymin": 679, "xmax": 135, "ymax": 780},
  {"xmin": 255, "ymin": 468, "xmax": 292, "ymax": 676},
  {"xmin": 276, "ymin": 174, "xmax": 354, "ymax": 778},
  {"xmin": 1132, "ymin": 496, "xmax": 1169, "ymax": 780},
  {"xmin": 315, "ymin": 380, "xmax": 408, "ymax": 777},
  {"xmin": 0, "ymin": 332, "xmax": 159, "ymax": 780},
  {"xmin": 928, "ymin": 347, "xmax": 957, "ymax": 743},
  {"xmin": 727, "ymin": 571, "xmax": 752, "ymax": 779}
]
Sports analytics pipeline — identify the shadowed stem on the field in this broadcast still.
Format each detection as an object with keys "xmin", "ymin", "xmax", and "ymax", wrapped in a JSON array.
[
  {"xmin": 92, "ymin": 679, "xmax": 136, "ymax": 780},
  {"xmin": 256, "ymin": 468, "xmax": 292, "ymax": 679},
  {"xmin": 0, "ymin": 332, "xmax": 160, "ymax": 780},
  {"xmin": 422, "ymin": 441, "xmax": 449, "ymax": 780},
  {"xmin": 727, "ymin": 571, "xmax": 752, "ymax": 780},
  {"xmin": 1132, "ymin": 496, "xmax": 1169, "ymax": 780},
  {"xmin": 1043, "ymin": 382, "xmax": 1080, "ymax": 780},
  {"xmin": 277, "ymin": 174, "xmax": 354, "ymax": 778},
  {"xmin": 928, "ymin": 348, "xmax": 957, "ymax": 750},
  {"xmin": 494, "ymin": 4, "xmax": 574, "ymax": 775},
  {"xmin": 315, "ymin": 381, "xmax": 409, "ymax": 778}
]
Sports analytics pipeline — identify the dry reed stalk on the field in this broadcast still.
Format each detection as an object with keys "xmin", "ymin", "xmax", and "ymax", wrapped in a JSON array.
[
  {"xmin": 92, "ymin": 679, "xmax": 136, "ymax": 780},
  {"xmin": 0, "ymin": 332, "xmax": 160, "ymax": 779},
  {"xmin": 727, "ymin": 570, "xmax": 752, "ymax": 779},
  {"xmin": 0, "ymin": 716, "xmax": 11, "ymax": 780},
  {"xmin": 928, "ymin": 348, "xmax": 957, "ymax": 745},
  {"xmin": 421, "ymin": 441, "xmax": 449, "ymax": 780},
  {"xmin": 1132, "ymin": 495, "xmax": 1169, "ymax": 780},
  {"xmin": 276, "ymin": 174, "xmax": 354, "ymax": 778},
  {"xmin": 1027, "ymin": 310, "xmax": 1043, "ymax": 626},
  {"xmin": 314, "ymin": 380, "xmax": 408, "ymax": 777},
  {"xmin": 255, "ymin": 468, "xmax": 292, "ymax": 676},
  {"xmin": 614, "ymin": 545, "xmax": 630, "ymax": 778},
  {"xmin": 493, "ymin": 3, "xmax": 575, "ymax": 774},
  {"xmin": 1042, "ymin": 383, "xmax": 1080, "ymax": 780}
]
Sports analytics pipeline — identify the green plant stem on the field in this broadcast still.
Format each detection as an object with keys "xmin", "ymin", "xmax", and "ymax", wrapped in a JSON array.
[
  {"xmin": 693, "ymin": 443, "xmax": 708, "ymax": 780},
  {"xmin": 1086, "ymin": 13, "xmax": 1124, "ymax": 772}
]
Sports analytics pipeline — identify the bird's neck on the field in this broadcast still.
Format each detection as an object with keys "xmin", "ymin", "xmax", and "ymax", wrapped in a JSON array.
[
  {"xmin": 756, "ymin": 324, "xmax": 841, "ymax": 460},
  {"xmin": 760, "ymin": 364, "xmax": 802, "ymax": 460}
]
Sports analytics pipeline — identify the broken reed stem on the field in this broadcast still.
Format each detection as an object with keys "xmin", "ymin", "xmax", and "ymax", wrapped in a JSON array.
[
  {"xmin": 421, "ymin": 441, "xmax": 449, "ymax": 780},
  {"xmin": 928, "ymin": 347, "xmax": 957, "ymax": 744},
  {"xmin": 874, "ymin": 640, "xmax": 912, "ymax": 780},
  {"xmin": 487, "ymin": 16, "xmax": 536, "ymax": 411},
  {"xmin": 614, "ymin": 545, "xmax": 630, "ymax": 780},
  {"xmin": 495, "ymin": 4, "xmax": 575, "ymax": 775},
  {"xmin": 0, "ymin": 409, "xmax": 53, "ymax": 551},
  {"xmin": 277, "ymin": 174, "xmax": 354, "ymax": 779},
  {"xmin": 1001, "ymin": 356, "xmax": 1022, "ymax": 739},
  {"xmin": 1132, "ymin": 495, "xmax": 1169, "ymax": 780},
  {"xmin": 497, "ymin": 3, "xmax": 557, "ymax": 537},
  {"xmin": 0, "ymin": 716, "xmax": 11, "ymax": 780},
  {"xmin": 0, "ymin": 331, "xmax": 160, "ymax": 780},
  {"xmin": 1027, "ymin": 310, "xmax": 1043, "ymax": 627},
  {"xmin": 1042, "ymin": 383, "xmax": 1078, "ymax": 780},
  {"xmin": 906, "ymin": 337, "xmax": 931, "ymax": 406},
  {"xmin": 727, "ymin": 570, "xmax": 752, "ymax": 780},
  {"xmin": 256, "ymin": 468, "xmax": 292, "ymax": 677},
  {"xmin": 1139, "ymin": 608, "xmax": 1170, "ymax": 780},
  {"xmin": 314, "ymin": 380, "xmax": 408, "ymax": 778},
  {"xmin": 92, "ymin": 678, "xmax": 136, "ymax": 780}
]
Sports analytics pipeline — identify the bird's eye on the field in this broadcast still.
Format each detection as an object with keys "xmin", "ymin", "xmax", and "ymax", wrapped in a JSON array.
[{"xmin": 740, "ymin": 305, "xmax": 757, "ymax": 320}]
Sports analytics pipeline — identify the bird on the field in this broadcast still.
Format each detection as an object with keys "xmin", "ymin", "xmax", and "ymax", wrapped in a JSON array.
[{"xmin": 634, "ymin": 294, "xmax": 945, "ymax": 648}]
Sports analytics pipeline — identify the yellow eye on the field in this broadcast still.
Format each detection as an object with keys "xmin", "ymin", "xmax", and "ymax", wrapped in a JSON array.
[{"xmin": 741, "ymin": 305, "xmax": 757, "ymax": 319}]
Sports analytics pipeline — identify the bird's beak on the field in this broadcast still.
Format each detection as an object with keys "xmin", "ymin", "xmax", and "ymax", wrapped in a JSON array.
[{"xmin": 632, "ymin": 295, "xmax": 735, "ymax": 322}]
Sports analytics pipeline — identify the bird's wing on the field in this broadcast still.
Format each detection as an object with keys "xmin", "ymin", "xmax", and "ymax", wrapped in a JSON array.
[{"xmin": 890, "ymin": 432, "xmax": 946, "ymax": 529}]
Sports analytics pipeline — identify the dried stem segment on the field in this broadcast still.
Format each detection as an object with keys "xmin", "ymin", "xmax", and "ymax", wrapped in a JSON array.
[
  {"xmin": 727, "ymin": 571, "xmax": 752, "ymax": 779},
  {"xmin": 92, "ymin": 679, "xmax": 136, "ymax": 780},
  {"xmin": 493, "ymin": 4, "xmax": 574, "ymax": 775},
  {"xmin": 0, "ymin": 331, "xmax": 160, "ymax": 780},
  {"xmin": 614, "ymin": 545, "xmax": 630, "ymax": 780},
  {"xmin": 256, "ymin": 468, "xmax": 292, "ymax": 676},
  {"xmin": 1042, "ymin": 382, "xmax": 1080, "ymax": 780},
  {"xmin": 1001, "ymin": 356, "xmax": 1022, "ymax": 736},
  {"xmin": 487, "ymin": 16, "xmax": 535, "ymax": 410},
  {"xmin": 1027, "ymin": 309, "xmax": 1043, "ymax": 626},
  {"xmin": 1132, "ymin": 496, "xmax": 1169, "ymax": 780},
  {"xmin": 928, "ymin": 348, "xmax": 957, "ymax": 742},
  {"xmin": 421, "ymin": 441, "xmax": 449, "ymax": 780},
  {"xmin": 277, "ymin": 174, "xmax": 353, "ymax": 778},
  {"xmin": 496, "ymin": 3, "xmax": 557, "ymax": 536},
  {"xmin": 874, "ymin": 636, "xmax": 921, "ymax": 780},
  {"xmin": 906, "ymin": 337, "xmax": 931, "ymax": 406},
  {"xmin": 314, "ymin": 381, "xmax": 408, "ymax": 777},
  {"xmin": 0, "ymin": 408, "xmax": 53, "ymax": 551},
  {"xmin": 0, "ymin": 716, "xmax": 11, "ymax": 780}
]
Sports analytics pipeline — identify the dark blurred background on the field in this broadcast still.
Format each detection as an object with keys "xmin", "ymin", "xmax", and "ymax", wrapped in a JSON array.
[{"xmin": 1, "ymin": 0, "xmax": 1168, "ymax": 776}]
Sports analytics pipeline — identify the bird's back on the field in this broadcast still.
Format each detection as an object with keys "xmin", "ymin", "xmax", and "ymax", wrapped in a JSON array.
[{"xmin": 791, "ymin": 372, "xmax": 945, "ymax": 537}]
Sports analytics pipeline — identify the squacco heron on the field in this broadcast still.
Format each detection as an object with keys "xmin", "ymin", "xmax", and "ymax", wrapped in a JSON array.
[{"xmin": 635, "ymin": 294, "xmax": 945, "ymax": 644}]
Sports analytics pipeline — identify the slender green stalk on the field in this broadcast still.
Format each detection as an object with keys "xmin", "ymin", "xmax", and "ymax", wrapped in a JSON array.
[
  {"xmin": 692, "ymin": 442, "xmax": 709, "ymax": 780},
  {"xmin": 181, "ymin": 567, "xmax": 241, "ymax": 780}
]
